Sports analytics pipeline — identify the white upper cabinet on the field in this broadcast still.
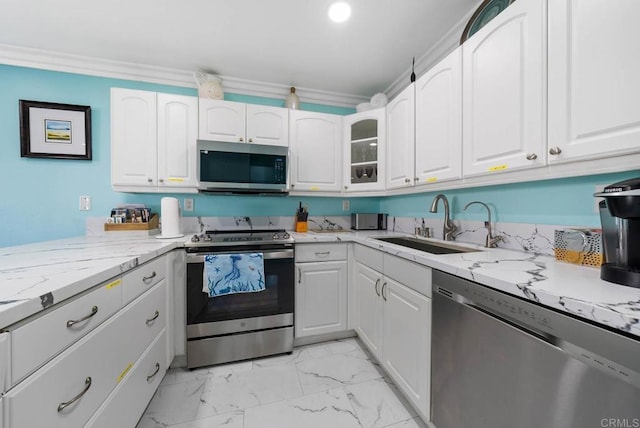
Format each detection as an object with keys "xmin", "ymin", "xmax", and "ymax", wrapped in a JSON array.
[
  {"xmin": 548, "ymin": 0, "xmax": 640, "ymax": 163},
  {"xmin": 111, "ymin": 88, "xmax": 198, "ymax": 191},
  {"xmin": 462, "ymin": 0, "xmax": 546, "ymax": 177},
  {"xmin": 111, "ymin": 88, "xmax": 158, "ymax": 188},
  {"xmin": 246, "ymin": 104, "xmax": 289, "ymax": 147},
  {"xmin": 289, "ymin": 110, "xmax": 342, "ymax": 192},
  {"xmin": 199, "ymin": 99, "xmax": 289, "ymax": 147},
  {"xmin": 386, "ymin": 84, "xmax": 416, "ymax": 189},
  {"xmin": 343, "ymin": 108, "xmax": 386, "ymax": 192},
  {"xmin": 157, "ymin": 93, "xmax": 198, "ymax": 188},
  {"xmin": 415, "ymin": 47, "xmax": 462, "ymax": 185}
]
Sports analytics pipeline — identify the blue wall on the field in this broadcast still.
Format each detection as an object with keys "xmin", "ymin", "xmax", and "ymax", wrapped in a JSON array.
[
  {"xmin": 0, "ymin": 64, "xmax": 369, "ymax": 247},
  {"xmin": 380, "ymin": 171, "xmax": 640, "ymax": 227},
  {"xmin": 1, "ymin": 64, "xmax": 638, "ymax": 247}
]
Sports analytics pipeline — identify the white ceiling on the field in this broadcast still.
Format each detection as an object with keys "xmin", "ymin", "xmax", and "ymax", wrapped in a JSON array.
[{"xmin": 0, "ymin": 0, "xmax": 479, "ymax": 99}]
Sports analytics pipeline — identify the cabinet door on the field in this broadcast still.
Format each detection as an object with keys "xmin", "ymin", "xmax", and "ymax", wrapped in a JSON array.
[
  {"xmin": 382, "ymin": 278, "xmax": 431, "ymax": 422},
  {"xmin": 295, "ymin": 261, "xmax": 348, "ymax": 338},
  {"xmin": 157, "ymin": 93, "xmax": 198, "ymax": 188},
  {"xmin": 343, "ymin": 108, "xmax": 386, "ymax": 192},
  {"xmin": 111, "ymin": 88, "xmax": 157, "ymax": 187},
  {"xmin": 289, "ymin": 110, "xmax": 342, "ymax": 192},
  {"xmin": 548, "ymin": 0, "xmax": 640, "ymax": 163},
  {"xmin": 246, "ymin": 104, "xmax": 289, "ymax": 147},
  {"xmin": 198, "ymin": 99, "xmax": 246, "ymax": 143},
  {"xmin": 462, "ymin": 0, "xmax": 545, "ymax": 177},
  {"xmin": 386, "ymin": 84, "xmax": 415, "ymax": 189},
  {"xmin": 353, "ymin": 263, "xmax": 383, "ymax": 359},
  {"xmin": 415, "ymin": 48, "xmax": 462, "ymax": 185}
]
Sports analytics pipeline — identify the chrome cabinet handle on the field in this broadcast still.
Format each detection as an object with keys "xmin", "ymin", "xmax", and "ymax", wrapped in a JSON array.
[
  {"xmin": 146, "ymin": 362, "xmax": 160, "ymax": 382},
  {"xmin": 315, "ymin": 251, "xmax": 330, "ymax": 256},
  {"xmin": 57, "ymin": 377, "xmax": 92, "ymax": 412},
  {"xmin": 291, "ymin": 184, "xmax": 295, "ymax": 188},
  {"xmin": 66, "ymin": 306, "xmax": 98, "ymax": 328},
  {"xmin": 526, "ymin": 153, "xmax": 538, "ymax": 160},
  {"xmin": 404, "ymin": 178, "xmax": 411, "ymax": 183},
  {"xmin": 146, "ymin": 310, "xmax": 160, "ymax": 325},
  {"xmin": 414, "ymin": 177, "xmax": 419, "ymax": 181},
  {"xmin": 344, "ymin": 185, "xmax": 348, "ymax": 190},
  {"xmin": 549, "ymin": 146, "xmax": 562, "ymax": 155},
  {"xmin": 147, "ymin": 178, "xmax": 153, "ymax": 183},
  {"xmin": 239, "ymin": 137, "xmax": 244, "ymax": 142},
  {"xmin": 142, "ymin": 271, "xmax": 157, "ymax": 283},
  {"xmin": 249, "ymin": 138, "xmax": 253, "ymax": 143},
  {"xmin": 374, "ymin": 278, "xmax": 381, "ymax": 297},
  {"xmin": 159, "ymin": 178, "xmax": 164, "ymax": 183},
  {"xmin": 381, "ymin": 282, "xmax": 387, "ymax": 301},
  {"xmin": 298, "ymin": 267, "xmax": 302, "ymax": 283}
]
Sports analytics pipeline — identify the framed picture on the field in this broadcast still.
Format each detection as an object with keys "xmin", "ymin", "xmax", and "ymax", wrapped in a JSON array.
[{"xmin": 19, "ymin": 100, "xmax": 92, "ymax": 160}]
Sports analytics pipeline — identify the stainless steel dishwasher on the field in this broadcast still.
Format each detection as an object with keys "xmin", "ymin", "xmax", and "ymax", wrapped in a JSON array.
[{"xmin": 432, "ymin": 270, "xmax": 640, "ymax": 428}]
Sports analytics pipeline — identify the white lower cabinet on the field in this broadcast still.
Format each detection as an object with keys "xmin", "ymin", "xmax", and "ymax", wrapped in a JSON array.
[
  {"xmin": 85, "ymin": 329, "xmax": 167, "ymax": 428},
  {"xmin": 3, "ymin": 255, "xmax": 170, "ymax": 428},
  {"xmin": 295, "ymin": 244, "xmax": 348, "ymax": 338},
  {"xmin": 353, "ymin": 245, "xmax": 431, "ymax": 422}
]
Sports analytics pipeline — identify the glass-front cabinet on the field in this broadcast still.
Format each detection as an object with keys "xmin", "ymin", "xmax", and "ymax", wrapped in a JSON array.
[{"xmin": 343, "ymin": 108, "xmax": 386, "ymax": 192}]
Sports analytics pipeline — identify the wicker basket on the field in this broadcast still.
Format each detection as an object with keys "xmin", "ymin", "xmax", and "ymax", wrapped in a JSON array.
[{"xmin": 104, "ymin": 215, "xmax": 159, "ymax": 232}]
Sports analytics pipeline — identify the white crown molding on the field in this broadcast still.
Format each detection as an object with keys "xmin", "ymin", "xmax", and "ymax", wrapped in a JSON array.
[
  {"xmin": 384, "ymin": 1, "xmax": 481, "ymax": 100},
  {"xmin": 0, "ymin": 43, "xmax": 366, "ymax": 108}
]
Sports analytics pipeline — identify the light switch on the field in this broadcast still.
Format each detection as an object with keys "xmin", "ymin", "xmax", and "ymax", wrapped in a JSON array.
[{"xmin": 79, "ymin": 196, "xmax": 91, "ymax": 211}]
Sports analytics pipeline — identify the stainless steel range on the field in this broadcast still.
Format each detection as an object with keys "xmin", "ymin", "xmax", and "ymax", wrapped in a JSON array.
[{"xmin": 185, "ymin": 229, "xmax": 294, "ymax": 369}]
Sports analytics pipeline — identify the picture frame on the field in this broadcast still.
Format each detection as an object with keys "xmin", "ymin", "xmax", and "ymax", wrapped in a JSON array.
[{"xmin": 19, "ymin": 100, "xmax": 92, "ymax": 160}]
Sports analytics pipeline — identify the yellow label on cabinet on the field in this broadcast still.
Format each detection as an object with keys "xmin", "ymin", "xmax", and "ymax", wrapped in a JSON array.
[
  {"xmin": 106, "ymin": 279, "xmax": 122, "ymax": 289},
  {"xmin": 426, "ymin": 177, "xmax": 438, "ymax": 183},
  {"xmin": 167, "ymin": 177, "xmax": 184, "ymax": 182},
  {"xmin": 117, "ymin": 363, "xmax": 133, "ymax": 383},
  {"xmin": 489, "ymin": 164, "xmax": 508, "ymax": 171},
  {"xmin": 310, "ymin": 186, "xmax": 320, "ymax": 191}
]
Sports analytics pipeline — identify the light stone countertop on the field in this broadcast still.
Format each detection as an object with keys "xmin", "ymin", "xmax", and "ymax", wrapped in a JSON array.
[
  {"xmin": 1, "ymin": 231, "xmax": 639, "ymax": 340},
  {"xmin": 293, "ymin": 230, "xmax": 640, "ymax": 338}
]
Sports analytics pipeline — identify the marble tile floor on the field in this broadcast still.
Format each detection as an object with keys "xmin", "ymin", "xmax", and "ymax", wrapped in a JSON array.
[{"xmin": 137, "ymin": 338, "xmax": 427, "ymax": 428}]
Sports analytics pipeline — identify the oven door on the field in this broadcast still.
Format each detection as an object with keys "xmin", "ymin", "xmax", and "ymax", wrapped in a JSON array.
[{"xmin": 186, "ymin": 246, "xmax": 294, "ymax": 337}]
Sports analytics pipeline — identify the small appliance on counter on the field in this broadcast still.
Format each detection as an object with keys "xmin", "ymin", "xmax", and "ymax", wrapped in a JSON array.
[
  {"xmin": 351, "ymin": 213, "xmax": 388, "ymax": 230},
  {"xmin": 595, "ymin": 177, "xmax": 640, "ymax": 288}
]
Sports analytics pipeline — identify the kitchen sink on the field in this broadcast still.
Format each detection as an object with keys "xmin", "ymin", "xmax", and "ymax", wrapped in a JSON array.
[{"xmin": 374, "ymin": 236, "xmax": 480, "ymax": 255}]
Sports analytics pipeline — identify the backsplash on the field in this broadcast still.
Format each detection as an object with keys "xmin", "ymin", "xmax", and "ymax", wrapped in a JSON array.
[{"xmin": 87, "ymin": 215, "xmax": 582, "ymax": 257}]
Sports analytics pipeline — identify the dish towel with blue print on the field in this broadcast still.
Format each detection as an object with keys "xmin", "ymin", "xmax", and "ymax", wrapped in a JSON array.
[{"xmin": 202, "ymin": 253, "xmax": 265, "ymax": 297}]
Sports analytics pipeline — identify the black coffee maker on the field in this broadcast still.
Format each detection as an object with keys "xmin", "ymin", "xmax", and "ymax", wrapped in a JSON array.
[{"xmin": 595, "ymin": 177, "xmax": 640, "ymax": 288}]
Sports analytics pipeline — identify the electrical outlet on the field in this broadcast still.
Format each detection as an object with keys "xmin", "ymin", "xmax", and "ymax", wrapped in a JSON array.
[
  {"xmin": 79, "ymin": 195, "xmax": 91, "ymax": 211},
  {"xmin": 184, "ymin": 198, "xmax": 194, "ymax": 212},
  {"xmin": 342, "ymin": 200, "xmax": 350, "ymax": 211},
  {"xmin": 594, "ymin": 185, "xmax": 606, "ymax": 213}
]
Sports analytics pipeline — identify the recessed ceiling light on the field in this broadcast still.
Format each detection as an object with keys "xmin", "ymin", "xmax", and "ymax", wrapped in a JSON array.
[{"xmin": 328, "ymin": 1, "xmax": 351, "ymax": 23}]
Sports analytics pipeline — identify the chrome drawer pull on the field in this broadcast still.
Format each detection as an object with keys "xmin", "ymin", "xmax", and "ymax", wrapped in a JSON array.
[
  {"xmin": 374, "ymin": 279, "xmax": 381, "ymax": 297},
  {"xmin": 57, "ymin": 377, "xmax": 91, "ymax": 412},
  {"xmin": 146, "ymin": 310, "xmax": 160, "ymax": 325},
  {"xmin": 142, "ymin": 271, "xmax": 157, "ymax": 283},
  {"xmin": 146, "ymin": 363, "xmax": 160, "ymax": 382},
  {"xmin": 382, "ymin": 282, "xmax": 388, "ymax": 301},
  {"xmin": 66, "ymin": 306, "xmax": 98, "ymax": 328},
  {"xmin": 315, "ymin": 251, "xmax": 330, "ymax": 256}
]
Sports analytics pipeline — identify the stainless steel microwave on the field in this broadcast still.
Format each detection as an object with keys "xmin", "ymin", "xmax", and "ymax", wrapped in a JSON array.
[{"xmin": 197, "ymin": 140, "xmax": 288, "ymax": 194}]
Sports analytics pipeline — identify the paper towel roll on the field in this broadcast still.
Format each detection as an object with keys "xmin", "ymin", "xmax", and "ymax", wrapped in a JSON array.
[{"xmin": 160, "ymin": 197, "xmax": 182, "ymax": 238}]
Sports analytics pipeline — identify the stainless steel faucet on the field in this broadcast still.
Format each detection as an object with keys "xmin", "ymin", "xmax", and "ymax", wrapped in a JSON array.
[
  {"xmin": 429, "ymin": 194, "xmax": 457, "ymax": 241},
  {"xmin": 463, "ymin": 201, "xmax": 503, "ymax": 248}
]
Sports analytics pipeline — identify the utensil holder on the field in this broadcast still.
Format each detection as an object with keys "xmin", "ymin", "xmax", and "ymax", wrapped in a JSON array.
[{"xmin": 295, "ymin": 221, "xmax": 308, "ymax": 233}]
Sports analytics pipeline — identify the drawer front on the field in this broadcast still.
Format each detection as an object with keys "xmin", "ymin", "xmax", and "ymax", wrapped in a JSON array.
[
  {"xmin": 11, "ymin": 278, "xmax": 122, "ymax": 383},
  {"xmin": 296, "ymin": 243, "xmax": 347, "ymax": 262},
  {"xmin": 122, "ymin": 256, "xmax": 166, "ymax": 305},
  {"xmin": 85, "ymin": 329, "xmax": 167, "ymax": 428},
  {"xmin": 5, "ymin": 306, "xmax": 133, "ymax": 428},
  {"xmin": 383, "ymin": 254, "xmax": 431, "ymax": 298},
  {"xmin": 354, "ymin": 244, "xmax": 384, "ymax": 270},
  {"xmin": 1, "ymin": 333, "xmax": 9, "ymax": 393},
  {"xmin": 118, "ymin": 280, "xmax": 167, "ymax": 366}
]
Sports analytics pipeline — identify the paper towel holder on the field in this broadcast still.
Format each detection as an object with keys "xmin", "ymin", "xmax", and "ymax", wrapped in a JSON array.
[{"xmin": 156, "ymin": 197, "xmax": 184, "ymax": 239}]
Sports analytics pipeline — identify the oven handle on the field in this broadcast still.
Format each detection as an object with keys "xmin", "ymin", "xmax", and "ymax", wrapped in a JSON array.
[{"xmin": 186, "ymin": 249, "xmax": 294, "ymax": 263}]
